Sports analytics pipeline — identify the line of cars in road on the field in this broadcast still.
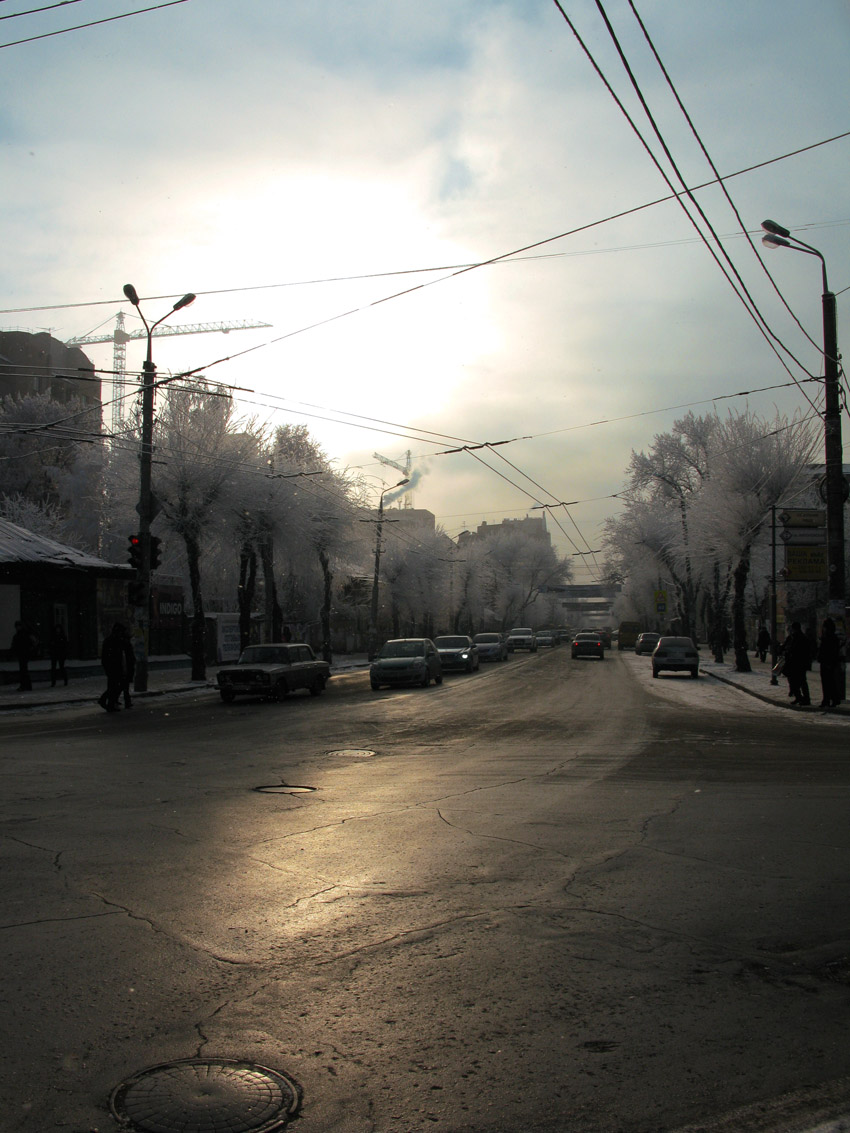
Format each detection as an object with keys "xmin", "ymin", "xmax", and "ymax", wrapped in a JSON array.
[{"xmin": 216, "ymin": 626, "xmax": 576, "ymax": 701}]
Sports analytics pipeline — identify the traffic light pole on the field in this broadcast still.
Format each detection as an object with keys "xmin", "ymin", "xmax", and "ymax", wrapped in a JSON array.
[{"xmin": 133, "ymin": 353, "xmax": 156, "ymax": 693}]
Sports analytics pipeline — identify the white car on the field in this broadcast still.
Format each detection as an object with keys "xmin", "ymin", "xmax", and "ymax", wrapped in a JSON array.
[{"xmin": 507, "ymin": 628, "xmax": 537, "ymax": 652}]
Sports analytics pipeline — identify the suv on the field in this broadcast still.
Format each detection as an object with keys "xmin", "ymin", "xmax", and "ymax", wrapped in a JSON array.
[{"xmin": 506, "ymin": 628, "xmax": 537, "ymax": 652}]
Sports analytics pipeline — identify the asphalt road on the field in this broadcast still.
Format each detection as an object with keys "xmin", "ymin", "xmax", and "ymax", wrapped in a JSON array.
[{"xmin": 2, "ymin": 648, "xmax": 849, "ymax": 1133}]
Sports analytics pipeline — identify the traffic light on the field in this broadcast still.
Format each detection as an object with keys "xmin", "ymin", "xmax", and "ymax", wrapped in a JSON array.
[
  {"xmin": 127, "ymin": 534, "xmax": 142, "ymax": 569},
  {"xmin": 150, "ymin": 535, "xmax": 162, "ymax": 571}
]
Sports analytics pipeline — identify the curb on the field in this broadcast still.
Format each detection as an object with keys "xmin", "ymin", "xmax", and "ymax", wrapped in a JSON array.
[{"xmin": 701, "ymin": 666, "xmax": 849, "ymax": 715}]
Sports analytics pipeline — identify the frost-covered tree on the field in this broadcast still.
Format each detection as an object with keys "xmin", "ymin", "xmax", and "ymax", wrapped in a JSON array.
[
  {"xmin": 0, "ymin": 393, "xmax": 104, "ymax": 550},
  {"xmin": 153, "ymin": 384, "xmax": 258, "ymax": 679}
]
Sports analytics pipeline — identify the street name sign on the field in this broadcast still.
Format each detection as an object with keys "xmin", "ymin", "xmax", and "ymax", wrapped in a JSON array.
[
  {"xmin": 779, "ymin": 508, "xmax": 826, "ymax": 527},
  {"xmin": 780, "ymin": 528, "xmax": 827, "ymax": 546}
]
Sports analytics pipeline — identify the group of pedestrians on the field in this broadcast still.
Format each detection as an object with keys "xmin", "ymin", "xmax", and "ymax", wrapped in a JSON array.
[
  {"xmin": 774, "ymin": 618, "xmax": 844, "ymax": 708},
  {"xmin": 9, "ymin": 619, "xmax": 136, "ymax": 711}
]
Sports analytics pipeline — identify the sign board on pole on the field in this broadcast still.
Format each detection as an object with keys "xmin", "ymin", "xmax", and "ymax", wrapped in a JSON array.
[
  {"xmin": 779, "ymin": 509, "xmax": 826, "ymax": 527},
  {"xmin": 784, "ymin": 546, "xmax": 828, "ymax": 581},
  {"xmin": 780, "ymin": 528, "xmax": 827, "ymax": 546},
  {"xmin": 654, "ymin": 589, "xmax": 667, "ymax": 614}
]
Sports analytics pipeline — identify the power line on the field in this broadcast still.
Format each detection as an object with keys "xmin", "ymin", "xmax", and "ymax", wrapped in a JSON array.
[
  {"xmin": 0, "ymin": 0, "xmax": 191, "ymax": 50},
  {"xmin": 1, "ymin": 134, "xmax": 848, "ymax": 319}
]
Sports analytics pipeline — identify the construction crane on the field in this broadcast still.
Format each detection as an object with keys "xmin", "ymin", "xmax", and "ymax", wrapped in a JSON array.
[
  {"xmin": 374, "ymin": 449, "xmax": 413, "ymax": 508},
  {"xmin": 67, "ymin": 311, "xmax": 272, "ymax": 434}
]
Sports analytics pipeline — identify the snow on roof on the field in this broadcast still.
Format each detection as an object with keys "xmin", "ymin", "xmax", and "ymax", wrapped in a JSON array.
[{"xmin": 0, "ymin": 518, "xmax": 131, "ymax": 573}]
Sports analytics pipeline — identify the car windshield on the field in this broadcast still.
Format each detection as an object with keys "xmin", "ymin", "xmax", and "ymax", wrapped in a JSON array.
[
  {"xmin": 474, "ymin": 634, "xmax": 500, "ymax": 643},
  {"xmin": 435, "ymin": 637, "xmax": 469, "ymax": 648},
  {"xmin": 239, "ymin": 646, "xmax": 288, "ymax": 664},
  {"xmin": 379, "ymin": 641, "xmax": 425, "ymax": 658}
]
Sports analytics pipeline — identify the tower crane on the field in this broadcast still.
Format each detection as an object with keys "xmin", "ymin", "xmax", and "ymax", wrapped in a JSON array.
[
  {"xmin": 374, "ymin": 450, "xmax": 413, "ymax": 508},
  {"xmin": 67, "ymin": 311, "xmax": 272, "ymax": 434}
]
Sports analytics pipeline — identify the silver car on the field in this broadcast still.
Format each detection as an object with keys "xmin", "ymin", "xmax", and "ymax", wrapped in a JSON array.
[{"xmin": 651, "ymin": 636, "xmax": 700, "ymax": 679}]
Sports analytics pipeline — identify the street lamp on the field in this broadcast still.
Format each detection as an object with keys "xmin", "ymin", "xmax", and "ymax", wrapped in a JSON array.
[
  {"xmin": 367, "ymin": 477, "xmax": 409, "ymax": 660},
  {"xmin": 761, "ymin": 220, "xmax": 845, "ymax": 624},
  {"xmin": 122, "ymin": 284, "xmax": 196, "ymax": 692}
]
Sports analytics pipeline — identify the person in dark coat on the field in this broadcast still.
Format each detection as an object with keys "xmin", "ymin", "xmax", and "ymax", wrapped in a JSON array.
[
  {"xmin": 756, "ymin": 625, "xmax": 771, "ymax": 663},
  {"xmin": 98, "ymin": 623, "xmax": 135, "ymax": 712},
  {"xmin": 817, "ymin": 618, "xmax": 843, "ymax": 708},
  {"xmin": 49, "ymin": 623, "xmax": 68, "ymax": 687},
  {"xmin": 11, "ymin": 620, "xmax": 34, "ymax": 691},
  {"xmin": 782, "ymin": 621, "xmax": 812, "ymax": 706}
]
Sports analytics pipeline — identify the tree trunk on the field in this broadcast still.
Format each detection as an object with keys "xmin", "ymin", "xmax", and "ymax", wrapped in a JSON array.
[
  {"xmin": 184, "ymin": 529, "xmax": 206, "ymax": 681},
  {"xmin": 259, "ymin": 535, "xmax": 283, "ymax": 642},
  {"xmin": 732, "ymin": 550, "xmax": 751, "ymax": 673},
  {"xmin": 238, "ymin": 541, "xmax": 257, "ymax": 652},
  {"xmin": 318, "ymin": 547, "xmax": 333, "ymax": 663}
]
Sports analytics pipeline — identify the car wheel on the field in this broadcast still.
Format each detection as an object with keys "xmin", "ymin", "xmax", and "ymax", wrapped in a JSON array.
[
  {"xmin": 273, "ymin": 681, "xmax": 289, "ymax": 700},
  {"xmin": 421, "ymin": 672, "xmax": 430, "ymax": 687},
  {"xmin": 435, "ymin": 672, "xmax": 443, "ymax": 685},
  {"xmin": 690, "ymin": 668, "xmax": 699, "ymax": 679},
  {"xmin": 652, "ymin": 667, "xmax": 659, "ymax": 678},
  {"xmin": 219, "ymin": 689, "xmax": 235, "ymax": 703},
  {"xmin": 309, "ymin": 677, "xmax": 325, "ymax": 696},
  {"xmin": 370, "ymin": 680, "xmax": 381, "ymax": 690}
]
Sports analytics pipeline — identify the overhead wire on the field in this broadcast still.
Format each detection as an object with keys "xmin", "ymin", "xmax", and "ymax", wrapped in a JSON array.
[
  {"xmin": 550, "ymin": 0, "xmax": 822, "ymax": 416},
  {"xmin": 0, "ymin": 0, "xmax": 191, "ymax": 49}
]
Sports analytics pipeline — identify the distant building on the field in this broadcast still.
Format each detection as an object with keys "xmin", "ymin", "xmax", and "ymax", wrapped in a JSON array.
[
  {"xmin": 0, "ymin": 330, "xmax": 100, "ymax": 408},
  {"xmin": 456, "ymin": 514, "xmax": 551, "ymax": 550}
]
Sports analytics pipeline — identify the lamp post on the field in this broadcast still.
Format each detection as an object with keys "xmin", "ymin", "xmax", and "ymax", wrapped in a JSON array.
[
  {"xmin": 122, "ymin": 284, "xmax": 196, "ymax": 691},
  {"xmin": 761, "ymin": 220, "xmax": 845, "ymax": 624},
  {"xmin": 368, "ymin": 478, "xmax": 409, "ymax": 660}
]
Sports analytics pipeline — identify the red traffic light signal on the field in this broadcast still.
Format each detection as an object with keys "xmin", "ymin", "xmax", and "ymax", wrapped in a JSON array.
[{"xmin": 127, "ymin": 534, "xmax": 143, "ymax": 569}]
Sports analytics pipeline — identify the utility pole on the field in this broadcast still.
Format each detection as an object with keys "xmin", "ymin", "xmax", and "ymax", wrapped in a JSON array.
[
  {"xmin": 762, "ymin": 220, "xmax": 846, "ymax": 625},
  {"xmin": 122, "ymin": 285, "xmax": 196, "ymax": 692}
]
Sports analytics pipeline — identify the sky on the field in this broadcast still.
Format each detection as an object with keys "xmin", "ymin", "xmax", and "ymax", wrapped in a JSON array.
[{"xmin": 1, "ymin": 0, "xmax": 848, "ymax": 579}]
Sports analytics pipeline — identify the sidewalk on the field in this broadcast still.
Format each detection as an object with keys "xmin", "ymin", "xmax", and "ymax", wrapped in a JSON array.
[
  {"xmin": 699, "ymin": 652, "xmax": 849, "ymax": 715},
  {"xmin": 0, "ymin": 654, "xmax": 370, "ymax": 712}
]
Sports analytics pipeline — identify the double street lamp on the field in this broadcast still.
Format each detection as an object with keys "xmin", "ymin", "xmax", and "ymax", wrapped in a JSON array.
[
  {"xmin": 368, "ymin": 477, "xmax": 409, "ymax": 660},
  {"xmin": 122, "ymin": 284, "xmax": 196, "ymax": 692},
  {"xmin": 761, "ymin": 220, "xmax": 845, "ymax": 622}
]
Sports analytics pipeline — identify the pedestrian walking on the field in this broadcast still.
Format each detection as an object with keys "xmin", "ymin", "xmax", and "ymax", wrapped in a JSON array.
[
  {"xmin": 756, "ymin": 625, "xmax": 771, "ymax": 663},
  {"xmin": 816, "ymin": 618, "xmax": 843, "ymax": 708},
  {"xmin": 11, "ymin": 620, "xmax": 35, "ymax": 691},
  {"xmin": 98, "ymin": 623, "xmax": 135, "ymax": 712},
  {"xmin": 782, "ymin": 621, "xmax": 813, "ymax": 706},
  {"xmin": 49, "ymin": 623, "xmax": 68, "ymax": 687}
]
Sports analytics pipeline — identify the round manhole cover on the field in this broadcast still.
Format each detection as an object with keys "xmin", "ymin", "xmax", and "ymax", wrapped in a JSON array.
[
  {"xmin": 254, "ymin": 784, "xmax": 316, "ymax": 794},
  {"xmin": 110, "ymin": 1058, "xmax": 300, "ymax": 1133},
  {"xmin": 327, "ymin": 748, "xmax": 376, "ymax": 758}
]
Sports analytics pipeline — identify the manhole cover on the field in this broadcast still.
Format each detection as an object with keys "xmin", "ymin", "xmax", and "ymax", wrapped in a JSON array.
[
  {"xmin": 110, "ymin": 1058, "xmax": 299, "ymax": 1133},
  {"xmin": 254, "ymin": 784, "xmax": 316, "ymax": 794},
  {"xmin": 327, "ymin": 748, "xmax": 376, "ymax": 758}
]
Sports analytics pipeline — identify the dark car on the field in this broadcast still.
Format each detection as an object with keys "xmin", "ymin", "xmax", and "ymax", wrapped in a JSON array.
[
  {"xmin": 216, "ymin": 643, "xmax": 331, "ymax": 703},
  {"xmin": 473, "ymin": 632, "xmax": 508, "ymax": 662},
  {"xmin": 652, "ymin": 636, "xmax": 700, "ymax": 679},
  {"xmin": 536, "ymin": 629, "xmax": 557, "ymax": 647},
  {"xmin": 635, "ymin": 632, "xmax": 660, "ymax": 655},
  {"xmin": 434, "ymin": 635, "xmax": 480, "ymax": 672},
  {"xmin": 370, "ymin": 638, "xmax": 443, "ymax": 690},
  {"xmin": 571, "ymin": 632, "xmax": 605, "ymax": 660}
]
